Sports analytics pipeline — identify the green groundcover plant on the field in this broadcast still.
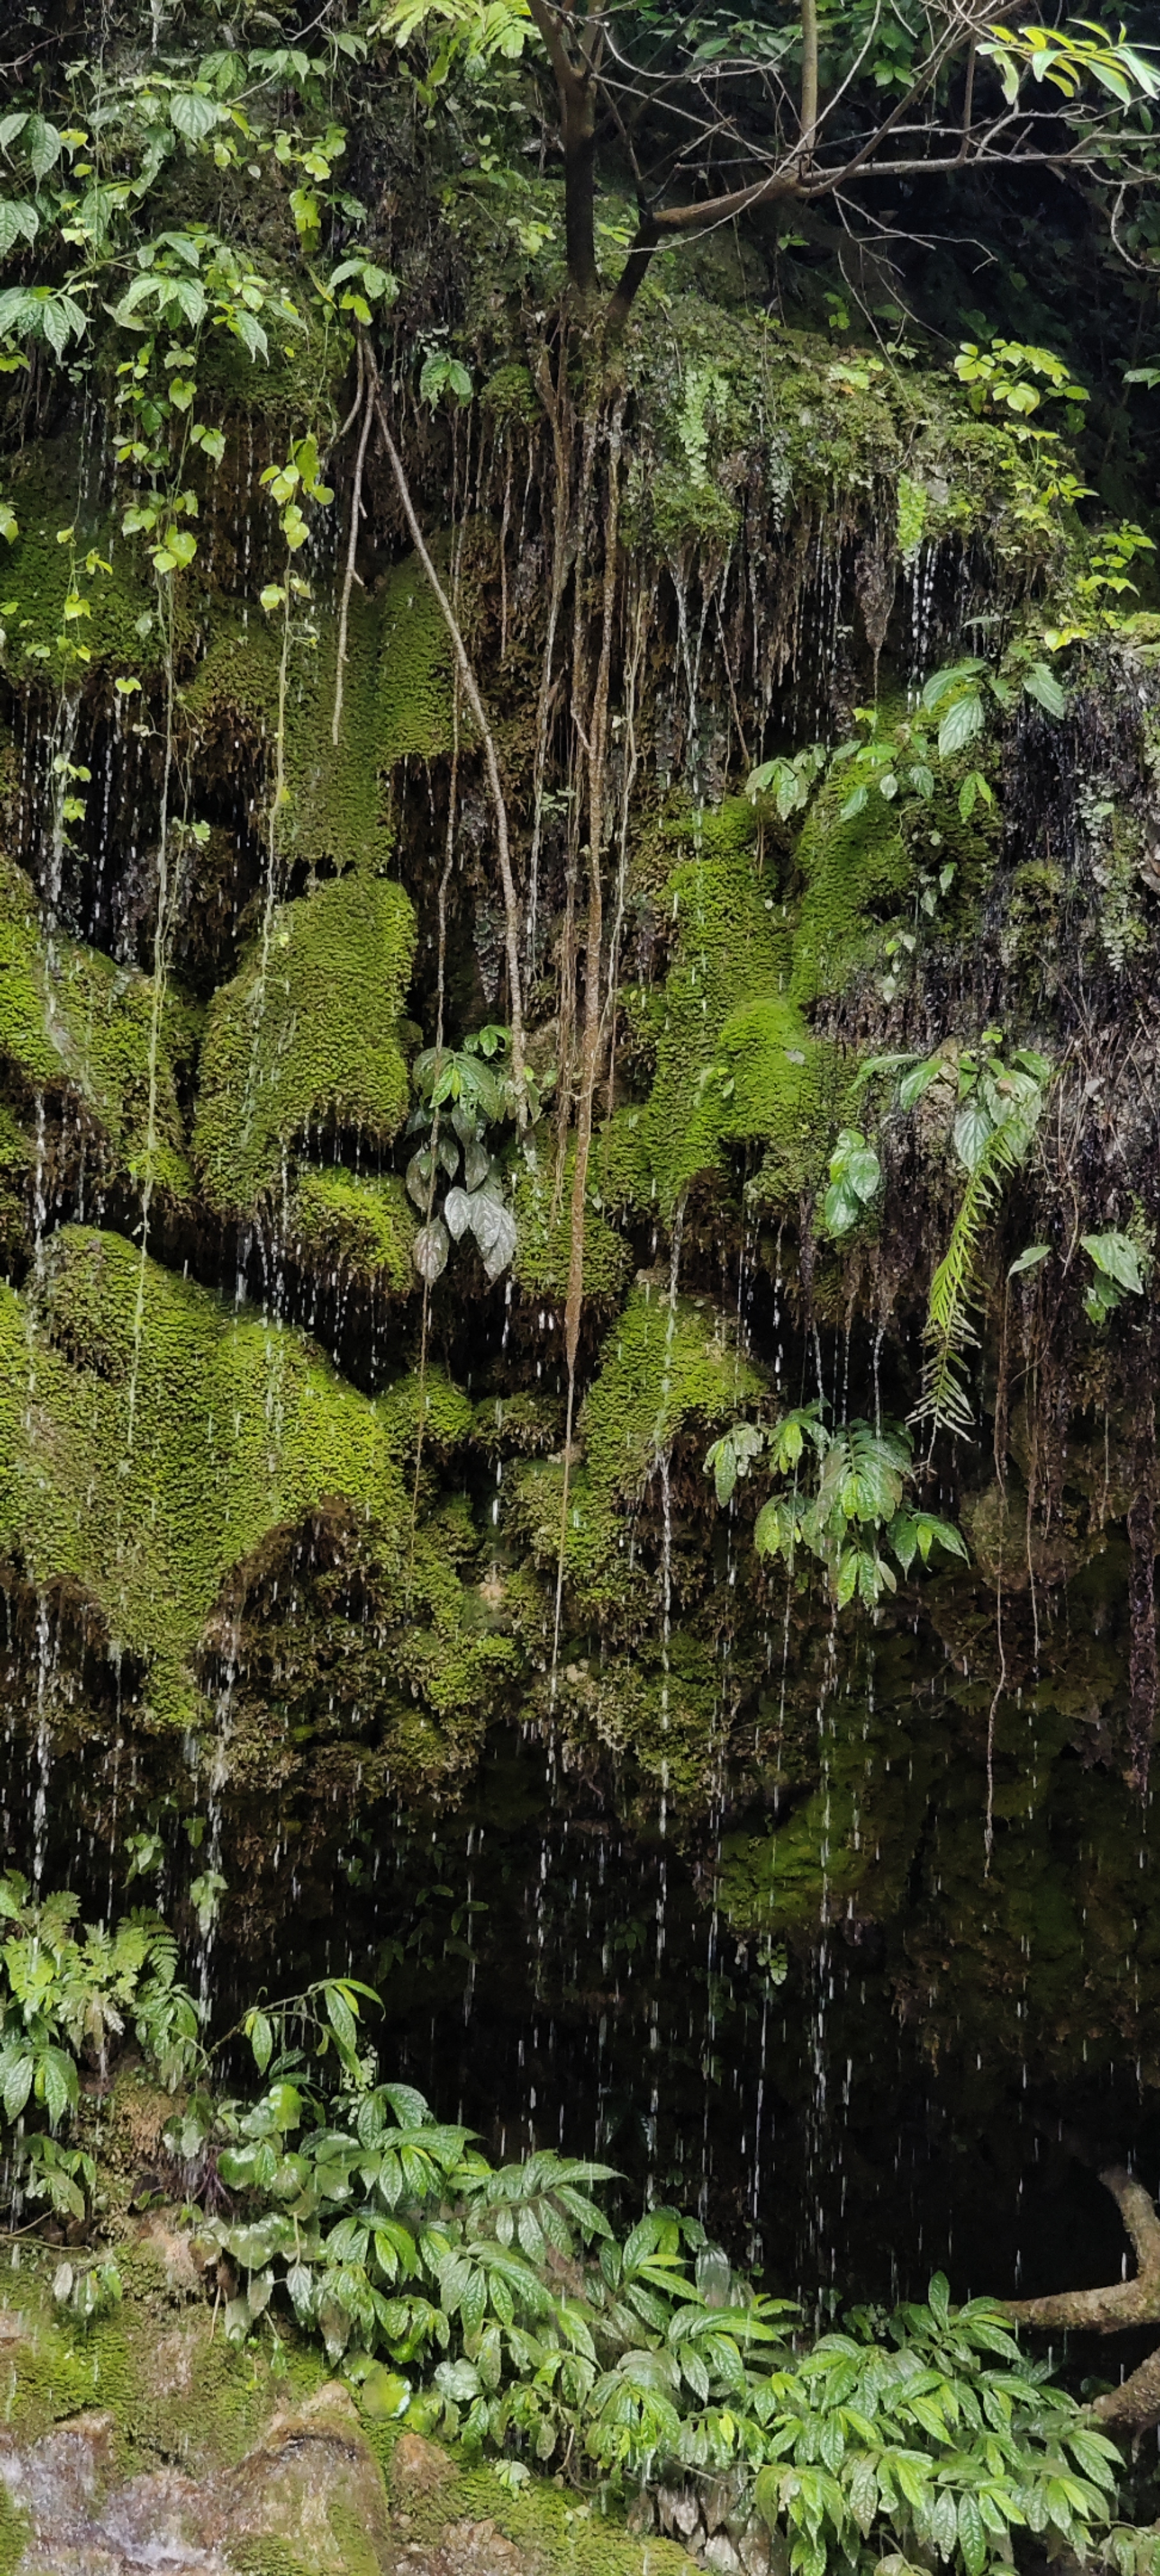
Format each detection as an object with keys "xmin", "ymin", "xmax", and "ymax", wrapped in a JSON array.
[{"xmin": 0, "ymin": 1874, "xmax": 1153, "ymax": 2570}]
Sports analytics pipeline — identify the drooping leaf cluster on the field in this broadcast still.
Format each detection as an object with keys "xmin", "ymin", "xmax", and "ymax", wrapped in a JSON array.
[{"xmin": 706, "ymin": 1403, "xmax": 966, "ymax": 1607}]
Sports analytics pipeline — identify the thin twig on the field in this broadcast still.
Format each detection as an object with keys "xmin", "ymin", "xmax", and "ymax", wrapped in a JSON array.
[
  {"xmin": 331, "ymin": 367, "xmax": 374, "ymax": 747},
  {"xmin": 363, "ymin": 340, "xmax": 526, "ymax": 1109}
]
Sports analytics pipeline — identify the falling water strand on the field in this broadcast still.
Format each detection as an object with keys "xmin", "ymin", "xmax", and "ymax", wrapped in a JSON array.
[{"xmin": 126, "ymin": 575, "xmax": 181, "ymax": 1449}]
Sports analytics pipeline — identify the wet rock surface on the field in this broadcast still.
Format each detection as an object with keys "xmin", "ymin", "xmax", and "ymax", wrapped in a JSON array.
[{"xmin": 0, "ymin": 2386, "xmax": 392, "ymax": 2574}]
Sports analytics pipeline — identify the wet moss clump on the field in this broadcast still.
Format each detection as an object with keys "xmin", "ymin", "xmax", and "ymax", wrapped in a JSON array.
[
  {"xmin": 193, "ymin": 871, "xmax": 416, "ymax": 1214},
  {"xmin": 515, "ymin": 1280, "xmax": 761, "ymax": 1614},
  {"xmin": 0, "ymin": 854, "xmax": 200, "ymax": 1202},
  {"xmin": 290, "ymin": 1167, "xmax": 416, "ymax": 1296},
  {"xmin": 0, "ymin": 1226, "xmax": 414, "ymax": 1726}
]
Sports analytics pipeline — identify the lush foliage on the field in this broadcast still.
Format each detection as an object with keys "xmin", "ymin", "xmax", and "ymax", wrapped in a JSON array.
[
  {"xmin": 859, "ymin": 1036, "xmax": 1051, "ymax": 1438},
  {"xmin": 405, "ymin": 1023, "xmax": 551, "ymax": 1285},
  {"xmin": 705, "ymin": 1403, "xmax": 966, "ymax": 1607},
  {"xmin": 0, "ymin": 1883, "xmax": 1143, "ymax": 2570},
  {"xmin": 0, "ymin": 1873, "xmax": 199, "ymax": 2220}
]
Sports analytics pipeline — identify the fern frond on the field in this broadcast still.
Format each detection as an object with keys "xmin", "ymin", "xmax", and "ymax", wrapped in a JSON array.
[{"xmin": 913, "ymin": 1108, "xmax": 1037, "ymax": 1438}]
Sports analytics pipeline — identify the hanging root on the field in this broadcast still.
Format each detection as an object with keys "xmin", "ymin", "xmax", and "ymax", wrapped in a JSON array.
[
  {"xmin": 362, "ymin": 338, "xmax": 526, "ymax": 1109},
  {"xmin": 552, "ymin": 401, "xmax": 625, "ymax": 1669},
  {"xmin": 1127, "ymin": 1390, "xmax": 1157, "ymax": 1798},
  {"xmin": 331, "ymin": 360, "xmax": 374, "ymax": 747}
]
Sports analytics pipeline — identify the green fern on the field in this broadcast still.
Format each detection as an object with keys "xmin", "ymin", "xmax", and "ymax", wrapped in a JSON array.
[{"xmin": 915, "ymin": 1081, "xmax": 1043, "ymax": 1437}]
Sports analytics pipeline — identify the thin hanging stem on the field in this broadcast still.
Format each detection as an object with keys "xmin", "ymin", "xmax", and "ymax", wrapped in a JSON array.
[
  {"xmin": 127, "ymin": 571, "xmax": 178, "ymax": 1452},
  {"xmin": 552, "ymin": 398, "xmax": 625, "ymax": 1674},
  {"xmin": 331, "ymin": 367, "xmax": 374, "ymax": 747},
  {"xmin": 363, "ymin": 341, "xmax": 526, "ymax": 1110}
]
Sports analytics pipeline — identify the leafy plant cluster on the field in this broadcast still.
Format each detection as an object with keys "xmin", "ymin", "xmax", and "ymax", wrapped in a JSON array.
[
  {"xmin": 405, "ymin": 1023, "xmax": 549, "ymax": 1285},
  {"xmin": 0, "ymin": 1874, "xmax": 1154, "ymax": 2572},
  {"xmin": 705, "ymin": 1402, "xmax": 966, "ymax": 1609},
  {"xmin": 853, "ymin": 1034, "xmax": 1051, "ymax": 1438},
  {"xmin": 0, "ymin": 1873, "xmax": 199, "ymax": 2223}
]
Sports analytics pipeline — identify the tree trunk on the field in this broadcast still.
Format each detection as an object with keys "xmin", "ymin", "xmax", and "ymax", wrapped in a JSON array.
[
  {"xmin": 800, "ymin": 0, "xmax": 819, "ymax": 150},
  {"xmin": 561, "ymin": 82, "xmax": 599, "ymax": 303},
  {"xmin": 1004, "ymin": 2164, "xmax": 1160, "ymax": 2430},
  {"xmin": 526, "ymin": 0, "xmax": 600, "ymax": 305}
]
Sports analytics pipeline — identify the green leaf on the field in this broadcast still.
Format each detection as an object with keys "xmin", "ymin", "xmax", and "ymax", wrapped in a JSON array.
[
  {"xmin": 0, "ymin": 201, "xmax": 38, "ymax": 259},
  {"xmin": 952, "ymin": 1097, "xmax": 994, "ymax": 1174},
  {"xmin": 959, "ymin": 768, "xmax": 993, "ymax": 820},
  {"xmin": 927, "ymin": 2270, "xmax": 950, "ymax": 2326},
  {"xmin": 1023, "ymin": 662, "xmax": 1067, "ymax": 719},
  {"xmin": 247, "ymin": 2009, "xmax": 273, "ymax": 2074},
  {"xmin": 1009, "ymin": 1243, "xmax": 1051, "ymax": 1277},
  {"xmin": 3, "ymin": 2052, "xmax": 33, "ymax": 2119},
  {"xmin": 898, "ymin": 1056, "xmax": 942, "ymax": 1112},
  {"xmin": 1082, "ymin": 1230, "xmax": 1143, "ymax": 1293},
  {"xmin": 958, "ymin": 2491, "xmax": 987, "ymax": 2576},
  {"xmin": 171, "ymin": 91, "xmax": 223, "ymax": 143},
  {"xmin": 23, "ymin": 117, "xmax": 63, "ymax": 181},
  {"xmin": 324, "ymin": 1980, "xmax": 358, "ymax": 2053},
  {"xmin": 938, "ymin": 693, "xmax": 985, "ymax": 758},
  {"xmin": 930, "ymin": 2487, "xmax": 959, "ymax": 2558}
]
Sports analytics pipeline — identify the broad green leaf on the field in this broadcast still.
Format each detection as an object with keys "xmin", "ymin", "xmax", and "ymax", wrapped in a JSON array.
[
  {"xmin": 24, "ymin": 117, "xmax": 63, "ymax": 181},
  {"xmin": 0, "ymin": 201, "xmax": 38, "ymax": 259},
  {"xmin": 898, "ymin": 1056, "xmax": 942, "ymax": 1112},
  {"xmin": 958, "ymin": 2492, "xmax": 987, "ymax": 2574},
  {"xmin": 1023, "ymin": 662, "xmax": 1067, "ymax": 719},
  {"xmin": 1082, "ymin": 1230, "xmax": 1143, "ymax": 1293},
  {"xmin": 938, "ymin": 692, "xmax": 984, "ymax": 758},
  {"xmin": 952, "ymin": 1096, "xmax": 994, "ymax": 1174},
  {"xmin": 1009, "ymin": 1243, "xmax": 1050, "ymax": 1277},
  {"xmin": 171, "ymin": 91, "xmax": 224, "ymax": 143}
]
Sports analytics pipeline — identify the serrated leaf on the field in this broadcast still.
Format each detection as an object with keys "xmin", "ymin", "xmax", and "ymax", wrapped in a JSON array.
[
  {"xmin": 938, "ymin": 692, "xmax": 985, "ymax": 757},
  {"xmin": 24, "ymin": 116, "xmax": 63, "ymax": 181},
  {"xmin": 1082, "ymin": 1230, "xmax": 1143, "ymax": 1292},
  {"xmin": 0, "ymin": 201, "xmax": 38, "ymax": 259},
  {"xmin": 958, "ymin": 2490, "xmax": 987, "ymax": 2575},
  {"xmin": 171, "ymin": 90, "xmax": 222, "ymax": 142},
  {"xmin": 952, "ymin": 1096, "xmax": 994, "ymax": 1173},
  {"xmin": 1023, "ymin": 661, "xmax": 1067, "ymax": 719}
]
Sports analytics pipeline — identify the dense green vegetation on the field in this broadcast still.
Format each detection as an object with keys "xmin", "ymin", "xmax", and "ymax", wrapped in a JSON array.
[
  {"xmin": 1, "ymin": 1873, "xmax": 1154, "ymax": 2576},
  {"xmin": 4, "ymin": 0, "xmax": 1160, "ymax": 2561}
]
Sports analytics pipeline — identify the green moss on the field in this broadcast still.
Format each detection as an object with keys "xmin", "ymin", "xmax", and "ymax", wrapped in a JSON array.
[
  {"xmin": 374, "ymin": 551, "xmax": 457, "ymax": 769},
  {"xmin": 0, "ymin": 2489, "xmax": 31, "ymax": 2575},
  {"xmin": 517, "ymin": 1280, "xmax": 761, "ymax": 1606},
  {"xmin": 0, "ymin": 856, "xmax": 200, "ymax": 1198},
  {"xmin": 715, "ymin": 1701, "xmax": 937, "ymax": 1937},
  {"xmin": 788, "ymin": 775, "xmax": 913, "ymax": 1009},
  {"xmin": 379, "ymin": 1367, "xmax": 475, "ymax": 1457},
  {"xmin": 618, "ymin": 299, "xmax": 1042, "ymax": 562},
  {"xmin": 383, "ymin": 2438, "xmax": 695, "ymax": 2575},
  {"xmin": 581, "ymin": 1281, "xmax": 759, "ymax": 1501},
  {"xmin": 291, "ymin": 1167, "xmax": 416, "ymax": 1294},
  {"xmin": 547, "ymin": 1644, "xmax": 724, "ymax": 1805},
  {"xmin": 512, "ymin": 1133, "xmax": 633, "ymax": 1303},
  {"xmin": 183, "ymin": 551, "xmax": 453, "ymax": 889},
  {"xmin": 0, "ymin": 1226, "xmax": 413, "ymax": 1725},
  {"xmin": 637, "ymin": 800, "xmax": 839, "ymax": 1213},
  {"xmin": 0, "ymin": 444, "xmax": 174, "ymax": 682},
  {"xmin": 193, "ymin": 871, "xmax": 415, "ymax": 1213},
  {"xmin": 480, "ymin": 362, "xmax": 541, "ymax": 424}
]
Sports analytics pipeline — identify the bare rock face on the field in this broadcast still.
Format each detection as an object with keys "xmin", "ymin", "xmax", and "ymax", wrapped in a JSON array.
[
  {"xmin": 0, "ymin": 2358, "xmax": 701, "ymax": 2576},
  {"xmin": 0, "ymin": 2386, "xmax": 392, "ymax": 2573}
]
